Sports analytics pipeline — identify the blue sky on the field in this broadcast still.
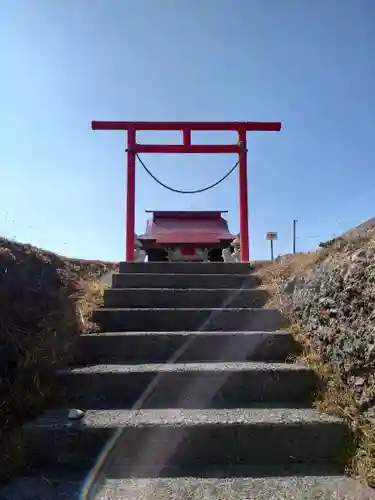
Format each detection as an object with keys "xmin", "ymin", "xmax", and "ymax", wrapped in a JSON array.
[{"xmin": 1, "ymin": 0, "xmax": 375, "ymax": 261}]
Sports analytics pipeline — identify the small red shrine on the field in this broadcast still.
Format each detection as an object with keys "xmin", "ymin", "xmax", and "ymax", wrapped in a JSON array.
[{"xmin": 137, "ymin": 210, "xmax": 235, "ymax": 262}]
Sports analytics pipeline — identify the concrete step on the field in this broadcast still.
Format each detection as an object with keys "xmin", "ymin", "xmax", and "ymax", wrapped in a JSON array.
[
  {"xmin": 0, "ymin": 476, "xmax": 84, "ymax": 500},
  {"xmin": 119, "ymin": 261, "xmax": 253, "ymax": 275},
  {"xmin": 57, "ymin": 362, "xmax": 318, "ymax": 408},
  {"xmin": 112, "ymin": 273, "xmax": 261, "ymax": 289},
  {"xmin": 77, "ymin": 331, "xmax": 298, "ymax": 364},
  {"xmin": 3, "ymin": 470, "xmax": 375, "ymax": 500},
  {"xmin": 93, "ymin": 472, "xmax": 375, "ymax": 500},
  {"xmin": 93, "ymin": 475, "xmax": 375, "ymax": 500},
  {"xmin": 4, "ymin": 469, "xmax": 375, "ymax": 500},
  {"xmin": 22, "ymin": 408, "xmax": 349, "ymax": 471},
  {"xmin": 103, "ymin": 287, "xmax": 269, "ymax": 309},
  {"xmin": 94, "ymin": 307, "xmax": 284, "ymax": 332}
]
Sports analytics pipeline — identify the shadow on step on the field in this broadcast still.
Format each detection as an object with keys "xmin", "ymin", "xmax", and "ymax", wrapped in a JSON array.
[
  {"xmin": 74, "ymin": 330, "xmax": 301, "ymax": 366},
  {"xmin": 103, "ymin": 288, "xmax": 271, "ymax": 309},
  {"xmin": 103, "ymin": 462, "xmax": 347, "ymax": 480},
  {"xmin": 84, "ymin": 462, "xmax": 349, "ymax": 500}
]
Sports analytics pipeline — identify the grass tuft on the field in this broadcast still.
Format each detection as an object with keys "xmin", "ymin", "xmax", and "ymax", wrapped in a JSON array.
[
  {"xmin": 0, "ymin": 237, "xmax": 117, "ymax": 484},
  {"xmin": 254, "ymin": 228, "xmax": 375, "ymax": 487}
]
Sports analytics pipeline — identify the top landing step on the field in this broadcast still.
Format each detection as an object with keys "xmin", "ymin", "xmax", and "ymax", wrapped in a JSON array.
[{"xmin": 119, "ymin": 262, "xmax": 253, "ymax": 274}]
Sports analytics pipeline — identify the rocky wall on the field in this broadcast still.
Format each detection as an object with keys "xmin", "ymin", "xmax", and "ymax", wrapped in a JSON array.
[{"xmin": 283, "ymin": 246, "xmax": 375, "ymax": 423}]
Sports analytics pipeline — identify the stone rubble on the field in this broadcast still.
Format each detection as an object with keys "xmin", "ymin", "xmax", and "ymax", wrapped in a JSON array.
[{"xmin": 282, "ymin": 240, "xmax": 375, "ymax": 422}]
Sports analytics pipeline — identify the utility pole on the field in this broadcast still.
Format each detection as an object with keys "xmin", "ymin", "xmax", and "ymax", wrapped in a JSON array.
[{"xmin": 293, "ymin": 219, "xmax": 297, "ymax": 254}]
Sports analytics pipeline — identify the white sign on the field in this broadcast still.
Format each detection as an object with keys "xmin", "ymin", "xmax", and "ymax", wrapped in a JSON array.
[{"xmin": 266, "ymin": 232, "xmax": 278, "ymax": 241}]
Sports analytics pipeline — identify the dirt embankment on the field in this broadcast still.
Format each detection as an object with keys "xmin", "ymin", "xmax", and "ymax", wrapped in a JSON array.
[
  {"xmin": 258, "ymin": 228, "xmax": 375, "ymax": 487},
  {"xmin": 0, "ymin": 237, "xmax": 117, "ymax": 483}
]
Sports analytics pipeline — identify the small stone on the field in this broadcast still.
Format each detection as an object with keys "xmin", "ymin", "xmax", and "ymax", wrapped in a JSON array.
[
  {"xmin": 68, "ymin": 409, "xmax": 85, "ymax": 420},
  {"xmin": 364, "ymin": 406, "xmax": 375, "ymax": 424},
  {"xmin": 351, "ymin": 249, "xmax": 367, "ymax": 262},
  {"xmin": 354, "ymin": 377, "xmax": 366, "ymax": 387},
  {"xmin": 366, "ymin": 344, "xmax": 375, "ymax": 358},
  {"xmin": 284, "ymin": 277, "xmax": 300, "ymax": 294}
]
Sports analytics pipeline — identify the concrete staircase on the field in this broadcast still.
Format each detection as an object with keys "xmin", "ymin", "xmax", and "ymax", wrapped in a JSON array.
[{"xmin": 2, "ymin": 262, "xmax": 375, "ymax": 499}]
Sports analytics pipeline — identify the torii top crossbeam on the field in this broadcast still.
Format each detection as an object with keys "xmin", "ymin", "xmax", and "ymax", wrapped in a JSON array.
[
  {"xmin": 92, "ymin": 121, "xmax": 281, "ymax": 131},
  {"xmin": 91, "ymin": 120, "xmax": 282, "ymax": 262}
]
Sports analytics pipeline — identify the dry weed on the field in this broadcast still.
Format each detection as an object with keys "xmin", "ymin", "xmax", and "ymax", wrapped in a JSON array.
[
  {"xmin": 0, "ymin": 238, "xmax": 116, "ymax": 484},
  {"xmin": 293, "ymin": 322, "xmax": 375, "ymax": 487},
  {"xmin": 73, "ymin": 278, "xmax": 106, "ymax": 333},
  {"xmin": 255, "ymin": 231, "xmax": 375, "ymax": 487}
]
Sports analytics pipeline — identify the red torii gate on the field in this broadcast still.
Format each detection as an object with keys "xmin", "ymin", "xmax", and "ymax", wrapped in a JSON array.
[{"xmin": 91, "ymin": 120, "xmax": 282, "ymax": 262}]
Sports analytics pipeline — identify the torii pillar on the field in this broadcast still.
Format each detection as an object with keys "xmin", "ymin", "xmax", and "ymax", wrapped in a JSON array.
[{"xmin": 91, "ymin": 121, "xmax": 282, "ymax": 262}]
